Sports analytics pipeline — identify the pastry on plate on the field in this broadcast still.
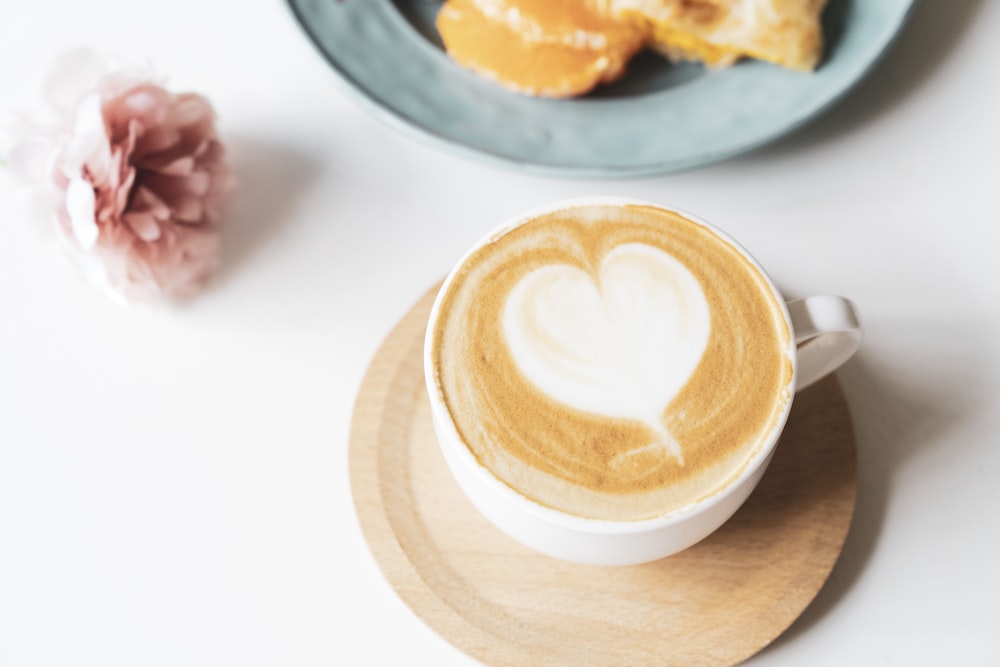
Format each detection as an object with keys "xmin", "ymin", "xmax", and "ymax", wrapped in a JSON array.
[
  {"xmin": 613, "ymin": 0, "xmax": 829, "ymax": 72},
  {"xmin": 436, "ymin": 0, "xmax": 648, "ymax": 98},
  {"xmin": 436, "ymin": 0, "xmax": 829, "ymax": 97}
]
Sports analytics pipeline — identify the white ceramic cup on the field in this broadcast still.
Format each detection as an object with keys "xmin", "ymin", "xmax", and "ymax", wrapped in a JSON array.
[{"xmin": 424, "ymin": 199, "xmax": 862, "ymax": 566}]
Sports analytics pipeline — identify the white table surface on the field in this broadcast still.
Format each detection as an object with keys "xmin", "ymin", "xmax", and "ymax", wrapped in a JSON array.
[{"xmin": 2, "ymin": 1, "xmax": 998, "ymax": 665}]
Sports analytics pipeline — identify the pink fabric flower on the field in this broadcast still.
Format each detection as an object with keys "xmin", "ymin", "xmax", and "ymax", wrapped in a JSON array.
[{"xmin": 6, "ymin": 49, "xmax": 233, "ymax": 302}]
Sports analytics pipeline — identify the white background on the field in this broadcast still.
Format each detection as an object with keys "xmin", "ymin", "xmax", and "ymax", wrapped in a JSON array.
[{"xmin": 1, "ymin": 1, "xmax": 998, "ymax": 665}]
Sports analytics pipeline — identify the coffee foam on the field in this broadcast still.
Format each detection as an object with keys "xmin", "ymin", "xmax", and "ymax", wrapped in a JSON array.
[
  {"xmin": 503, "ymin": 243, "xmax": 712, "ymax": 464},
  {"xmin": 432, "ymin": 204, "xmax": 793, "ymax": 521}
]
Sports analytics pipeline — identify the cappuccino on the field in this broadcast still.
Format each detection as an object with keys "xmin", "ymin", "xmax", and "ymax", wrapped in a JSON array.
[{"xmin": 429, "ymin": 203, "xmax": 794, "ymax": 521}]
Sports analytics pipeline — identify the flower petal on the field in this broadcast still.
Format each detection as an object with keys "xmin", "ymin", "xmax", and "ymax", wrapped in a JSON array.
[
  {"xmin": 157, "ymin": 156, "xmax": 195, "ymax": 176},
  {"xmin": 131, "ymin": 185, "xmax": 172, "ymax": 221},
  {"xmin": 123, "ymin": 211, "xmax": 162, "ymax": 241},
  {"xmin": 172, "ymin": 198, "xmax": 203, "ymax": 222},
  {"xmin": 121, "ymin": 89, "xmax": 160, "ymax": 116},
  {"xmin": 65, "ymin": 177, "xmax": 99, "ymax": 249},
  {"xmin": 143, "ymin": 170, "xmax": 210, "ymax": 199},
  {"xmin": 104, "ymin": 145, "xmax": 136, "ymax": 219},
  {"xmin": 60, "ymin": 94, "xmax": 111, "ymax": 179},
  {"xmin": 171, "ymin": 94, "xmax": 212, "ymax": 127}
]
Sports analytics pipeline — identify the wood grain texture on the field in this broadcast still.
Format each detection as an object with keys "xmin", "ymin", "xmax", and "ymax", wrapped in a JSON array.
[{"xmin": 349, "ymin": 285, "xmax": 857, "ymax": 667}]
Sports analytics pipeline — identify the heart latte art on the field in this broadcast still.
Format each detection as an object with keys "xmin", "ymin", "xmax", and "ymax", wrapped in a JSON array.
[
  {"xmin": 503, "ymin": 244, "xmax": 710, "ymax": 467},
  {"xmin": 431, "ymin": 204, "xmax": 793, "ymax": 521}
]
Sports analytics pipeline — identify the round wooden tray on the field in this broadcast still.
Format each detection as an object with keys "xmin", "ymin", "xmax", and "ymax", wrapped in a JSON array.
[{"xmin": 349, "ymin": 286, "xmax": 857, "ymax": 667}]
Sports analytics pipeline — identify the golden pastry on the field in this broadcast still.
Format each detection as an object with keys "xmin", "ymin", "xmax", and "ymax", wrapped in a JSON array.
[
  {"xmin": 436, "ymin": 0, "xmax": 829, "ymax": 97},
  {"xmin": 436, "ymin": 0, "xmax": 648, "ymax": 98},
  {"xmin": 613, "ymin": 0, "xmax": 829, "ymax": 72}
]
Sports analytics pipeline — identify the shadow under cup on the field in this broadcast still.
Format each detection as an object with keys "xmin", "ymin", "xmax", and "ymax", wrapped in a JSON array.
[{"xmin": 424, "ymin": 198, "xmax": 861, "ymax": 566}]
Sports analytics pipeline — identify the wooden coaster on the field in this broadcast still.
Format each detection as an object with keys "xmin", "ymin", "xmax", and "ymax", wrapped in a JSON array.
[{"xmin": 349, "ymin": 286, "xmax": 857, "ymax": 667}]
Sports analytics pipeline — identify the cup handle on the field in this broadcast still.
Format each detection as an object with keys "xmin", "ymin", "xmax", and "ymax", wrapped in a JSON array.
[{"xmin": 786, "ymin": 296, "xmax": 863, "ymax": 391}]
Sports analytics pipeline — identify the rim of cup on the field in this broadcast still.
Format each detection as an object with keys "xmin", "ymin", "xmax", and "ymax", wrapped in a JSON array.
[{"xmin": 424, "ymin": 196, "xmax": 798, "ymax": 535}]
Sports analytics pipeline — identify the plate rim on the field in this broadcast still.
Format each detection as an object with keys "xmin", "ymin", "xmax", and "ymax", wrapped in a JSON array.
[{"xmin": 286, "ymin": 0, "xmax": 918, "ymax": 179}]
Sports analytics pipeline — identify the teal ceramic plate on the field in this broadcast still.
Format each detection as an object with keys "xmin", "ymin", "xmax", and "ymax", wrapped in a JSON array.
[{"xmin": 287, "ymin": 0, "xmax": 915, "ymax": 178}]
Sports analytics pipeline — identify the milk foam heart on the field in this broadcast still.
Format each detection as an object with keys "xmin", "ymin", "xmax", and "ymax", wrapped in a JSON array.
[{"xmin": 503, "ymin": 243, "xmax": 710, "ymax": 465}]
